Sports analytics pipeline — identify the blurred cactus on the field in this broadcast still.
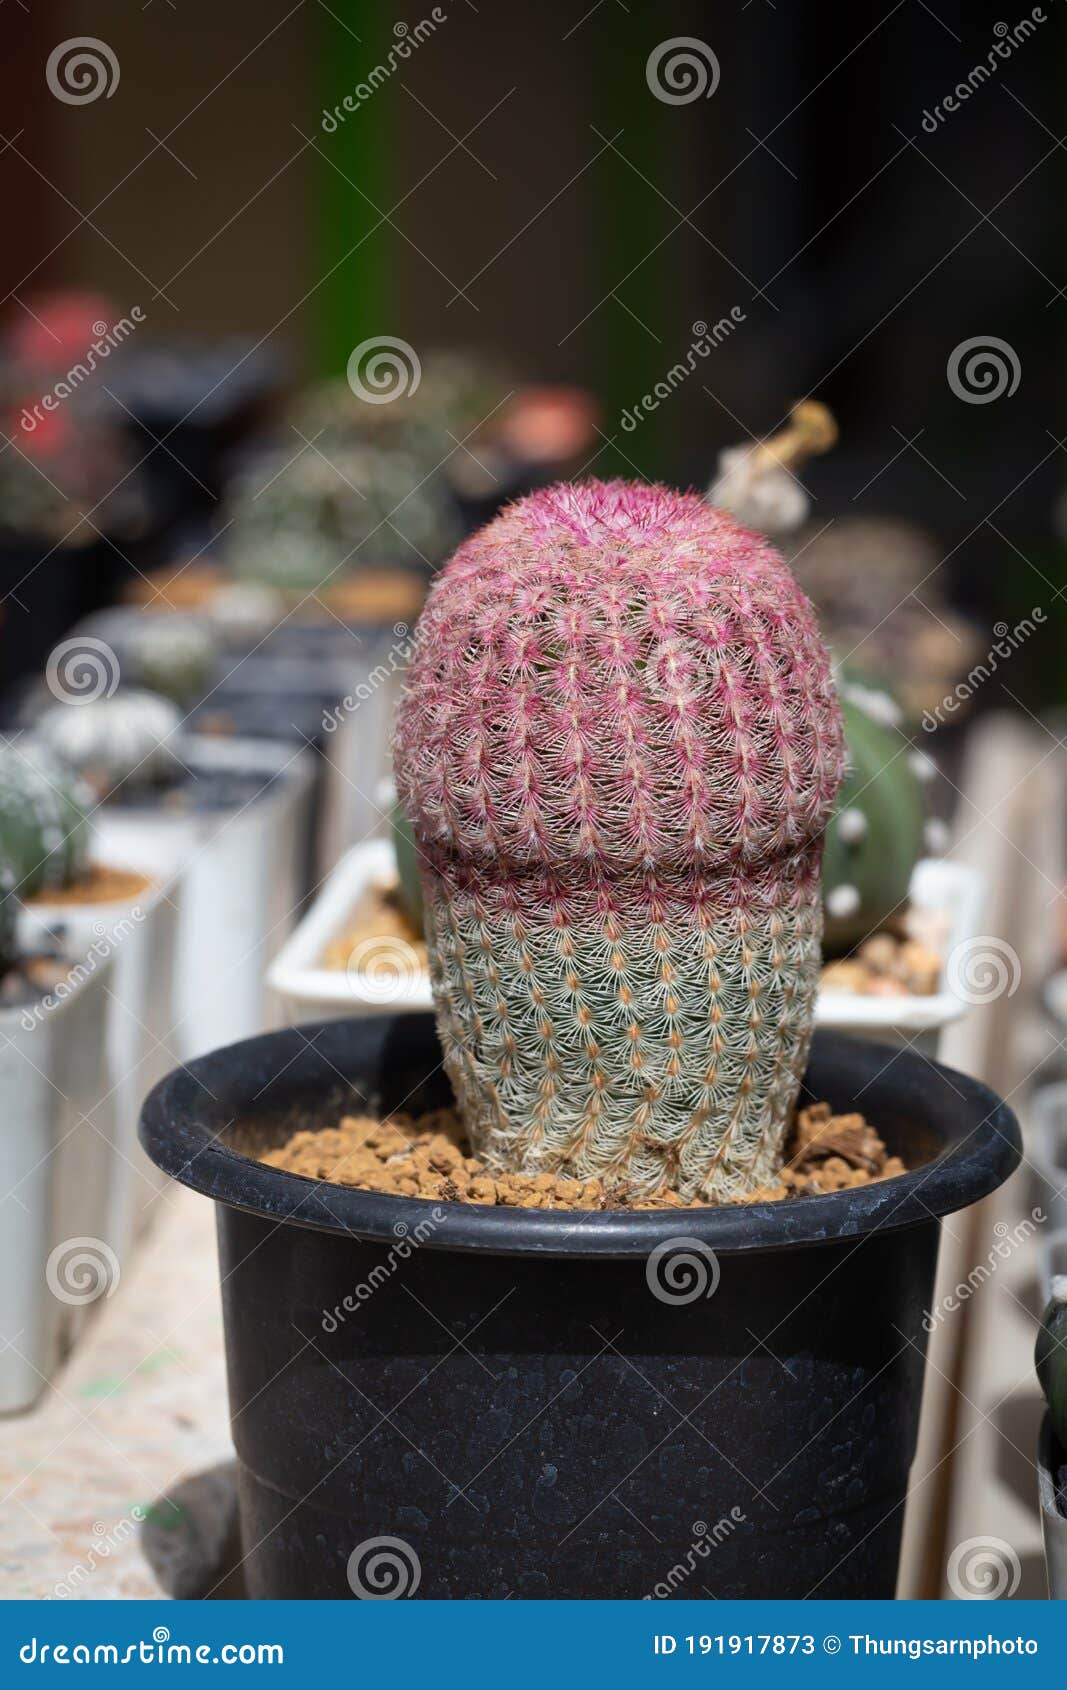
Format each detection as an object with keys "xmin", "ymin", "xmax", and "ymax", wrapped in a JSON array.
[
  {"xmin": 822, "ymin": 684, "xmax": 926, "ymax": 956},
  {"xmin": 293, "ymin": 349, "xmax": 511, "ymax": 467},
  {"xmin": 226, "ymin": 441, "xmax": 460, "ymax": 595},
  {"xmin": 0, "ymin": 743, "xmax": 93, "ymax": 895},
  {"xmin": 122, "ymin": 615, "xmax": 218, "ymax": 705},
  {"xmin": 37, "ymin": 690, "xmax": 181, "ymax": 799},
  {"xmin": 391, "ymin": 803, "xmax": 425, "ymax": 933},
  {"xmin": 395, "ymin": 480, "xmax": 845, "ymax": 1200}
]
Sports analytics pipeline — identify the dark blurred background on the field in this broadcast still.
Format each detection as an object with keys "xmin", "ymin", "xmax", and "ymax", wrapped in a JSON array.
[{"xmin": 0, "ymin": 0, "xmax": 1061, "ymax": 693}]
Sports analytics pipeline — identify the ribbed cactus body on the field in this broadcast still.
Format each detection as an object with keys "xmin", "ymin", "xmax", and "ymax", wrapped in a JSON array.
[{"xmin": 394, "ymin": 481, "xmax": 845, "ymax": 1200}]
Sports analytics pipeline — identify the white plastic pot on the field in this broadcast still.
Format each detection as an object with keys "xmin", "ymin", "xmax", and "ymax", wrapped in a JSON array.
[
  {"xmin": 97, "ymin": 734, "xmax": 314, "ymax": 1060},
  {"xmin": 269, "ymin": 838, "xmax": 429, "ymax": 1021},
  {"xmin": 816, "ymin": 858, "xmax": 985, "ymax": 1056},
  {"xmin": 18, "ymin": 865, "xmax": 180, "ymax": 1255},
  {"xmin": 0, "ymin": 949, "xmax": 117, "ymax": 1414}
]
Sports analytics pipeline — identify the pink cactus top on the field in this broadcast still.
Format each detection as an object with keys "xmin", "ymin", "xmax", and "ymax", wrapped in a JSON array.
[{"xmin": 394, "ymin": 478, "xmax": 843, "ymax": 885}]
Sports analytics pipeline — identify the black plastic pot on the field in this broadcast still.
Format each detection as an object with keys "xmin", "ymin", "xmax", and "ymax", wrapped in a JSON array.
[{"xmin": 140, "ymin": 1014, "xmax": 1020, "ymax": 1601}]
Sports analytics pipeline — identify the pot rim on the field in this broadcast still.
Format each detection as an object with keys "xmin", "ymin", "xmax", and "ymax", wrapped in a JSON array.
[{"xmin": 139, "ymin": 1015, "xmax": 1021, "ymax": 1260}]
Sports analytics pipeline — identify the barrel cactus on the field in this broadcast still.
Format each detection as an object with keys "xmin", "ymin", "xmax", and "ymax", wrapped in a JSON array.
[
  {"xmin": 226, "ymin": 441, "xmax": 460, "ymax": 595},
  {"xmin": 36, "ymin": 690, "xmax": 181, "ymax": 799},
  {"xmin": 394, "ymin": 480, "xmax": 845, "ymax": 1200},
  {"xmin": 0, "ymin": 742, "xmax": 93, "ymax": 895},
  {"xmin": 822, "ymin": 685, "xmax": 926, "ymax": 956}
]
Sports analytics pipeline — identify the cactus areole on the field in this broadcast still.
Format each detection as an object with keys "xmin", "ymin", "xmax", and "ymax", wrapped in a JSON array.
[{"xmin": 394, "ymin": 481, "xmax": 845, "ymax": 1200}]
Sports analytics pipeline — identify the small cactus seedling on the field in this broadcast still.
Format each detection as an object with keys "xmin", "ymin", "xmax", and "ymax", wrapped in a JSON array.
[
  {"xmin": 226, "ymin": 441, "xmax": 461, "ymax": 595},
  {"xmin": 1036, "ymin": 1280, "xmax": 1067, "ymax": 1452},
  {"xmin": 0, "ymin": 742, "xmax": 93, "ymax": 896},
  {"xmin": 394, "ymin": 480, "xmax": 845, "ymax": 1200},
  {"xmin": 36, "ymin": 690, "xmax": 181, "ymax": 800},
  {"xmin": 822, "ymin": 684, "xmax": 927, "ymax": 956}
]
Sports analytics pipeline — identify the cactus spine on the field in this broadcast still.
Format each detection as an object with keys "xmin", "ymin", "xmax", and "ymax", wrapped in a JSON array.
[{"xmin": 394, "ymin": 480, "xmax": 845, "ymax": 1200}]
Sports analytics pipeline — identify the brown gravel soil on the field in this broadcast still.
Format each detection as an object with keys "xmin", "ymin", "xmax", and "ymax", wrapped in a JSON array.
[
  {"xmin": 260, "ymin": 1100, "xmax": 907, "ymax": 1211},
  {"xmin": 26, "ymin": 863, "xmax": 154, "ymax": 906},
  {"xmin": 820, "ymin": 907, "xmax": 946, "ymax": 998},
  {"xmin": 321, "ymin": 881, "xmax": 427, "ymax": 973}
]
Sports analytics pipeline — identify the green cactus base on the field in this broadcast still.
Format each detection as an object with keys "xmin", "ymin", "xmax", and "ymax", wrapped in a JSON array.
[{"xmin": 424, "ymin": 876, "xmax": 823, "ymax": 1201}]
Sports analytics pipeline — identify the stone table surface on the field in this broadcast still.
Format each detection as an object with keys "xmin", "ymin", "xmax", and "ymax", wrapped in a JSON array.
[{"xmin": 0, "ymin": 1187, "xmax": 238, "ymax": 1600}]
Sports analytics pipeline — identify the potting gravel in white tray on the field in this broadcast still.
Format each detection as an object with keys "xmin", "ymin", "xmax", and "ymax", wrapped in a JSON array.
[
  {"xmin": 0, "ymin": 948, "xmax": 118, "ymax": 1414},
  {"xmin": 269, "ymin": 838, "xmax": 430, "ymax": 1021},
  {"xmin": 98, "ymin": 734, "xmax": 314, "ymax": 1060},
  {"xmin": 816, "ymin": 858, "xmax": 985, "ymax": 1057},
  {"xmin": 272, "ymin": 848, "xmax": 984, "ymax": 1052},
  {"xmin": 18, "ymin": 860, "xmax": 181, "ymax": 1256}
]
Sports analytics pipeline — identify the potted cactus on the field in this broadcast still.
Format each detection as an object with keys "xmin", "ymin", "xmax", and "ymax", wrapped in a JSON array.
[
  {"xmin": 816, "ymin": 683, "xmax": 984, "ymax": 1055},
  {"xmin": 34, "ymin": 687, "xmax": 314, "ymax": 1059},
  {"xmin": 143, "ymin": 482, "xmax": 1020, "ymax": 1599},
  {"xmin": 0, "ymin": 838, "xmax": 118, "ymax": 1414},
  {"xmin": 0, "ymin": 740, "xmax": 180, "ymax": 1253}
]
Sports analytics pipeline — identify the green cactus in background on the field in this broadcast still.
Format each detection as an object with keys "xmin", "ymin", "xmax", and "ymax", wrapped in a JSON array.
[
  {"xmin": 0, "ymin": 743, "xmax": 93, "ymax": 896},
  {"xmin": 226, "ymin": 441, "xmax": 461, "ymax": 596},
  {"xmin": 822, "ymin": 684, "xmax": 927, "ymax": 956},
  {"xmin": 123, "ymin": 615, "xmax": 219, "ymax": 706},
  {"xmin": 1036, "ymin": 1282, "xmax": 1067, "ymax": 1451},
  {"xmin": 391, "ymin": 803, "xmax": 424, "ymax": 934},
  {"xmin": 0, "ymin": 858, "xmax": 18, "ymax": 976},
  {"xmin": 293, "ymin": 348, "xmax": 511, "ymax": 469}
]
